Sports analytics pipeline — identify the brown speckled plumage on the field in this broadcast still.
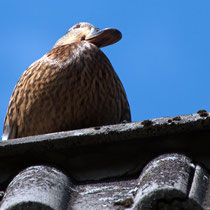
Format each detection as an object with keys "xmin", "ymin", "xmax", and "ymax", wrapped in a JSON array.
[{"xmin": 3, "ymin": 22, "xmax": 131, "ymax": 139}]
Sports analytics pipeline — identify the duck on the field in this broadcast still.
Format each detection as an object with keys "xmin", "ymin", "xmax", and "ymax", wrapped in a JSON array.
[{"xmin": 3, "ymin": 22, "xmax": 131, "ymax": 140}]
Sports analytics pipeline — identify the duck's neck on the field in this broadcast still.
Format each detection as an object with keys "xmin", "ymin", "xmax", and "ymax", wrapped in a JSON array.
[{"xmin": 53, "ymin": 33, "xmax": 81, "ymax": 49}]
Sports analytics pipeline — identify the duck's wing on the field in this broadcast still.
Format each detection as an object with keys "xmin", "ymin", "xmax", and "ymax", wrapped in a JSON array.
[
  {"xmin": 2, "ymin": 57, "xmax": 48, "ymax": 140},
  {"xmin": 2, "ymin": 117, "xmax": 16, "ymax": 140},
  {"xmin": 3, "ymin": 42, "xmax": 83, "ymax": 140}
]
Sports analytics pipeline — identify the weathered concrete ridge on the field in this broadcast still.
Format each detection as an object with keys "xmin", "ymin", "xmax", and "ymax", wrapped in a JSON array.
[{"xmin": 0, "ymin": 111, "xmax": 210, "ymax": 209}]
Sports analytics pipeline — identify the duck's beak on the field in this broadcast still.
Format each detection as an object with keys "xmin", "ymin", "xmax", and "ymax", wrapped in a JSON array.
[{"xmin": 85, "ymin": 27, "xmax": 122, "ymax": 48}]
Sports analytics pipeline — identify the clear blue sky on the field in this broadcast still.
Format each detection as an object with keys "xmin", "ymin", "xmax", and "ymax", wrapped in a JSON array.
[{"xmin": 1, "ymin": 1, "xmax": 210, "ymax": 138}]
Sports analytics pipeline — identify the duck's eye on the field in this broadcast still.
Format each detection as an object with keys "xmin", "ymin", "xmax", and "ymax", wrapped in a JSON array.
[
  {"xmin": 81, "ymin": 35, "xmax": 86, "ymax": 40},
  {"xmin": 73, "ymin": 24, "xmax": 81, "ymax": 29}
]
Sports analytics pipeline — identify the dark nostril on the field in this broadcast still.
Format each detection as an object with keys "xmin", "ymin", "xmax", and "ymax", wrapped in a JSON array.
[{"xmin": 81, "ymin": 35, "xmax": 85, "ymax": 40}]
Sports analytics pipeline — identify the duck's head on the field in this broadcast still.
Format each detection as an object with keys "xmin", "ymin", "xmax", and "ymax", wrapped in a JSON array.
[{"xmin": 53, "ymin": 22, "xmax": 122, "ymax": 49}]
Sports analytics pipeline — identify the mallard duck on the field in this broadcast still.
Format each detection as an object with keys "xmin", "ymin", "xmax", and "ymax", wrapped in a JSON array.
[{"xmin": 3, "ymin": 22, "xmax": 131, "ymax": 140}]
